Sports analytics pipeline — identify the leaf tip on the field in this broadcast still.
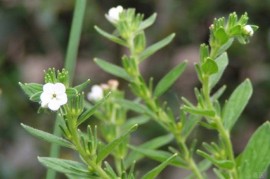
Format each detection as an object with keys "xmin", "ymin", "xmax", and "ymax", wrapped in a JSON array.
[
  {"xmin": 37, "ymin": 156, "xmax": 42, "ymax": 161},
  {"xmin": 171, "ymin": 33, "xmax": 176, "ymax": 38}
]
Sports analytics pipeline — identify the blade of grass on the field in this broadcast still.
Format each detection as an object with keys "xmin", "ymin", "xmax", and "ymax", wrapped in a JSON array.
[
  {"xmin": 47, "ymin": 1, "xmax": 87, "ymax": 179},
  {"xmin": 64, "ymin": 0, "xmax": 87, "ymax": 83},
  {"xmin": 46, "ymin": 115, "xmax": 62, "ymax": 179}
]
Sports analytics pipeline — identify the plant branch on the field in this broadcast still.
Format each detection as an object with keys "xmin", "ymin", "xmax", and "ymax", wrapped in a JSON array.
[
  {"xmin": 125, "ymin": 35, "xmax": 204, "ymax": 179},
  {"xmin": 47, "ymin": 1, "xmax": 87, "ymax": 178}
]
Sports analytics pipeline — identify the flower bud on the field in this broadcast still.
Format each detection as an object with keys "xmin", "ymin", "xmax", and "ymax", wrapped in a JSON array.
[
  {"xmin": 243, "ymin": 25, "xmax": 254, "ymax": 36},
  {"xmin": 108, "ymin": 79, "xmax": 119, "ymax": 90}
]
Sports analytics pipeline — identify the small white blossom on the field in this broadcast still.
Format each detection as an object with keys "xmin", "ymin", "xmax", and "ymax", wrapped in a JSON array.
[
  {"xmin": 40, "ymin": 83, "xmax": 67, "ymax": 111},
  {"xmin": 243, "ymin": 25, "xmax": 254, "ymax": 36},
  {"xmin": 106, "ymin": 5, "xmax": 124, "ymax": 23},
  {"xmin": 87, "ymin": 85, "xmax": 104, "ymax": 102}
]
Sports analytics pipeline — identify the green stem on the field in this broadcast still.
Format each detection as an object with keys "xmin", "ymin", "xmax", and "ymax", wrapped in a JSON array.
[
  {"xmin": 68, "ymin": 118, "xmax": 110, "ymax": 179},
  {"xmin": 175, "ymin": 135, "xmax": 204, "ymax": 179},
  {"xmin": 46, "ymin": 115, "xmax": 62, "ymax": 179},
  {"xmin": 125, "ymin": 36, "xmax": 203, "ymax": 179},
  {"xmin": 202, "ymin": 70, "xmax": 238, "ymax": 178},
  {"xmin": 64, "ymin": 0, "xmax": 87, "ymax": 83},
  {"xmin": 215, "ymin": 116, "xmax": 238, "ymax": 178},
  {"xmin": 46, "ymin": 1, "xmax": 86, "ymax": 178}
]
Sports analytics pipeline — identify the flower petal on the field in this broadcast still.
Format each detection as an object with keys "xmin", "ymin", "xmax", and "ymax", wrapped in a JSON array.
[
  {"xmin": 54, "ymin": 83, "xmax": 66, "ymax": 94},
  {"xmin": 40, "ymin": 92, "xmax": 51, "ymax": 107},
  {"xmin": 43, "ymin": 83, "xmax": 54, "ymax": 94},
  {"xmin": 48, "ymin": 99, "xmax": 61, "ymax": 111},
  {"xmin": 56, "ymin": 93, "xmax": 68, "ymax": 105}
]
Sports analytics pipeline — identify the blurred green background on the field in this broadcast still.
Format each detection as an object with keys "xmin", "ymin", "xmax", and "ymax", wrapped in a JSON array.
[{"xmin": 1, "ymin": 0, "xmax": 270, "ymax": 178}]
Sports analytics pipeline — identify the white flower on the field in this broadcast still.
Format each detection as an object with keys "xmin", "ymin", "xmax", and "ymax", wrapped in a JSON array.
[
  {"xmin": 40, "ymin": 83, "xmax": 67, "ymax": 111},
  {"xmin": 87, "ymin": 85, "xmax": 104, "ymax": 102},
  {"xmin": 106, "ymin": 5, "xmax": 124, "ymax": 23},
  {"xmin": 243, "ymin": 25, "xmax": 254, "ymax": 36}
]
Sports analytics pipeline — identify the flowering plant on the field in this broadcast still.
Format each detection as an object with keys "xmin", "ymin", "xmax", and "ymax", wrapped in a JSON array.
[{"xmin": 20, "ymin": 2, "xmax": 270, "ymax": 179}]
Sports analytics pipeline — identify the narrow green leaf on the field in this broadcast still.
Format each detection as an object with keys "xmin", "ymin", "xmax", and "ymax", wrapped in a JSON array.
[
  {"xmin": 197, "ymin": 159, "xmax": 213, "ymax": 172},
  {"xmin": 66, "ymin": 88, "xmax": 78, "ymax": 96},
  {"xmin": 209, "ymin": 53, "xmax": 229, "ymax": 89},
  {"xmin": 21, "ymin": 123, "xmax": 74, "ymax": 149},
  {"xmin": 199, "ymin": 44, "xmax": 210, "ymax": 62},
  {"xmin": 30, "ymin": 91, "xmax": 42, "ymax": 102},
  {"xmin": 213, "ymin": 168, "xmax": 226, "ymax": 179},
  {"xmin": 139, "ymin": 33, "xmax": 175, "ymax": 62},
  {"xmin": 201, "ymin": 58, "xmax": 218, "ymax": 75},
  {"xmin": 197, "ymin": 150, "xmax": 234, "ymax": 169},
  {"xmin": 186, "ymin": 159, "xmax": 212, "ymax": 179},
  {"xmin": 19, "ymin": 82, "xmax": 43, "ymax": 98},
  {"xmin": 237, "ymin": 122, "xmax": 270, "ymax": 179},
  {"xmin": 125, "ymin": 134, "xmax": 174, "ymax": 167},
  {"xmin": 181, "ymin": 114, "xmax": 200, "ymax": 138},
  {"xmin": 94, "ymin": 58, "xmax": 131, "ymax": 81},
  {"xmin": 94, "ymin": 26, "xmax": 127, "ymax": 46},
  {"xmin": 128, "ymin": 146, "xmax": 186, "ymax": 167},
  {"xmin": 195, "ymin": 63, "xmax": 203, "ymax": 82},
  {"xmin": 154, "ymin": 61, "xmax": 187, "ymax": 97},
  {"xmin": 74, "ymin": 79, "xmax": 91, "ymax": 92},
  {"xmin": 97, "ymin": 124, "xmax": 138, "ymax": 164},
  {"xmin": 116, "ymin": 99, "xmax": 155, "ymax": 117},
  {"xmin": 104, "ymin": 161, "xmax": 118, "ymax": 179},
  {"xmin": 38, "ymin": 157, "xmax": 93, "ymax": 177},
  {"xmin": 211, "ymin": 85, "xmax": 227, "ymax": 101},
  {"xmin": 121, "ymin": 115, "xmax": 150, "ymax": 131},
  {"xmin": 222, "ymin": 79, "xmax": 253, "ymax": 130},
  {"xmin": 77, "ymin": 92, "xmax": 111, "ymax": 126},
  {"xmin": 182, "ymin": 106, "xmax": 215, "ymax": 117},
  {"xmin": 142, "ymin": 153, "xmax": 178, "ymax": 179},
  {"xmin": 138, "ymin": 13, "xmax": 157, "ymax": 31}
]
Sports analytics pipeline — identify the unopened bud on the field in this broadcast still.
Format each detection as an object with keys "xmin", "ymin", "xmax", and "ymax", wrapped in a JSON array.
[{"xmin": 243, "ymin": 25, "xmax": 254, "ymax": 36}]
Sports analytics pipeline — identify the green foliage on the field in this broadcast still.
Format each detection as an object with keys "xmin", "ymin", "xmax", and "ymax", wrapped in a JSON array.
[
  {"xmin": 21, "ymin": 123, "xmax": 74, "ymax": 149},
  {"xmin": 138, "ymin": 13, "xmax": 157, "ymax": 31},
  {"xmin": 96, "ymin": 124, "xmax": 138, "ymax": 164},
  {"xmin": 94, "ymin": 58, "xmax": 131, "ymax": 81},
  {"xmin": 77, "ymin": 92, "xmax": 111, "ymax": 126},
  {"xmin": 154, "ymin": 61, "xmax": 187, "ymax": 97},
  {"xmin": 94, "ymin": 26, "xmax": 128, "ymax": 46},
  {"xmin": 142, "ymin": 153, "xmax": 178, "ymax": 179},
  {"xmin": 129, "ymin": 146, "xmax": 186, "ymax": 167},
  {"xmin": 237, "ymin": 122, "xmax": 270, "ymax": 178},
  {"xmin": 19, "ymin": 83, "xmax": 43, "ymax": 99},
  {"xmin": 19, "ymin": 5, "xmax": 268, "ymax": 179},
  {"xmin": 139, "ymin": 33, "xmax": 175, "ymax": 62},
  {"xmin": 222, "ymin": 79, "xmax": 253, "ymax": 130},
  {"xmin": 201, "ymin": 57, "xmax": 218, "ymax": 75},
  {"xmin": 125, "ymin": 134, "xmax": 174, "ymax": 167},
  {"xmin": 209, "ymin": 53, "xmax": 229, "ymax": 89},
  {"xmin": 38, "ymin": 157, "xmax": 94, "ymax": 178}
]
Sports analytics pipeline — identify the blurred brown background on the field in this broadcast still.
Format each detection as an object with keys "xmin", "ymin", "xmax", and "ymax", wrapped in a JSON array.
[{"xmin": 0, "ymin": 0, "xmax": 270, "ymax": 178}]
